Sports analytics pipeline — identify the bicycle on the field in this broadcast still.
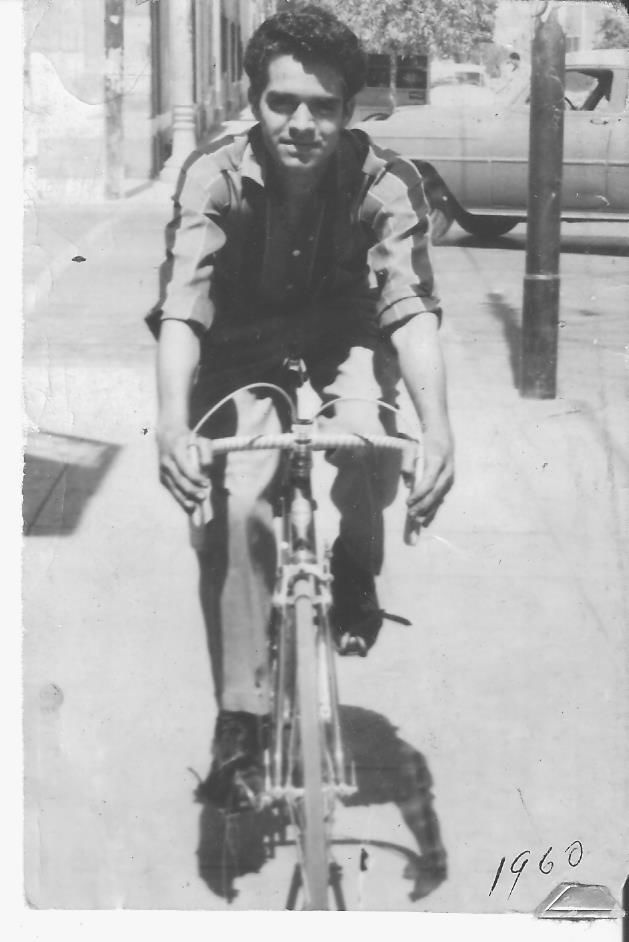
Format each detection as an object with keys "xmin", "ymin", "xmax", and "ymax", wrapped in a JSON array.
[{"xmin": 188, "ymin": 372, "xmax": 422, "ymax": 910}]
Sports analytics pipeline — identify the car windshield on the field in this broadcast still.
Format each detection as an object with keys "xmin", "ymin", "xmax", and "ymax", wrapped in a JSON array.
[
  {"xmin": 564, "ymin": 68, "xmax": 613, "ymax": 110},
  {"xmin": 433, "ymin": 72, "xmax": 483, "ymax": 85},
  {"xmin": 506, "ymin": 66, "xmax": 616, "ymax": 112}
]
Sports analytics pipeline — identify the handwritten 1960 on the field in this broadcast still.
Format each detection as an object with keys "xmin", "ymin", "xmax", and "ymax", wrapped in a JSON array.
[{"xmin": 489, "ymin": 841, "xmax": 584, "ymax": 898}]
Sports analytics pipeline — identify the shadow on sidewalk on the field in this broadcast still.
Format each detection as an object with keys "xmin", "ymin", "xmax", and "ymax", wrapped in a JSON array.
[
  {"xmin": 23, "ymin": 431, "xmax": 121, "ymax": 536},
  {"xmin": 485, "ymin": 290, "xmax": 521, "ymax": 389},
  {"xmin": 194, "ymin": 705, "xmax": 447, "ymax": 906},
  {"xmin": 448, "ymin": 231, "xmax": 628, "ymax": 257}
]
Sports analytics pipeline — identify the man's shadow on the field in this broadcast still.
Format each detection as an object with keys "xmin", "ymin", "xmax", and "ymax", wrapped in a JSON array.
[{"xmin": 195, "ymin": 705, "xmax": 447, "ymax": 904}]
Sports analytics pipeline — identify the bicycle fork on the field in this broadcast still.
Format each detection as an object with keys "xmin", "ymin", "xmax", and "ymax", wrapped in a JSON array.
[
  {"xmin": 263, "ymin": 432, "xmax": 357, "ymax": 803},
  {"xmin": 265, "ymin": 567, "xmax": 357, "ymax": 801}
]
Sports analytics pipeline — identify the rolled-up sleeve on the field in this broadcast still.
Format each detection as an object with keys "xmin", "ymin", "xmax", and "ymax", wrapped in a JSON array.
[
  {"xmin": 148, "ymin": 155, "xmax": 230, "ymax": 336},
  {"xmin": 367, "ymin": 158, "xmax": 442, "ymax": 332}
]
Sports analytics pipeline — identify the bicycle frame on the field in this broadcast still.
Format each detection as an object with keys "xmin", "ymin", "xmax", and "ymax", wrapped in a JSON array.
[
  {"xmin": 264, "ymin": 419, "xmax": 355, "ymax": 909},
  {"xmin": 265, "ymin": 420, "xmax": 356, "ymax": 802},
  {"xmin": 188, "ymin": 388, "xmax": 420, "ymax": 909}
]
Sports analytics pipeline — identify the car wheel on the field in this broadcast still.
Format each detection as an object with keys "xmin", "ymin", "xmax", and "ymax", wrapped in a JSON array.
[
  {"xmin": 429, "ymin": 205, "xmax": 454, "ymax": 244},
  {"xmin": 413, "ymin": 163, "xmax": 456, "ymax": 244},
  {"xmin": 458, "ymin": 215, "xmax": 519, "ymax": 238}
]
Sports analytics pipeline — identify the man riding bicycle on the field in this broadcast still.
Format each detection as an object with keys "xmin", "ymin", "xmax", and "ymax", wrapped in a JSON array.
[{"xmin": 149, "ymin": 4, "xmax": 454, "ymax": 809}]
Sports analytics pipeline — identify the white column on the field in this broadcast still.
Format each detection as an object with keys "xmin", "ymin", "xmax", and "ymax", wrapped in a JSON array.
[
  {"xmin": 580, "ymin": 3, "xmax": 588, "ymax": 51},
  {"xmin": 212, "ymin": 0, "xmax": 224, "ymax": 123},
  {"xmin": 104, "ymin": 0, "xmax": 125, "ymax": 199},
  {"xmin": 160, "ymin": 0, "xmax": 197, "ymax": 182}
]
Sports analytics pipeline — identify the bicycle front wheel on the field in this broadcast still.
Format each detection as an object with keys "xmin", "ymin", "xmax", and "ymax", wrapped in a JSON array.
[{"xmin": 294, "ymin": 576, "xmax": 329, "ymax": 909}]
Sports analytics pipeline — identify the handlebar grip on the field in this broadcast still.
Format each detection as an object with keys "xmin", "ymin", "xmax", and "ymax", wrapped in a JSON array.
[
  {"xmin": 192, "ymin": 493, "xmax": 213, "ymax": 528},
  {"xmin": 401, "ymin": 464, "xmax": 422, "ymax": 547},
  {"xmin": 403, "ymin": 511, "xmax": 421, "ymax": 546},
  {"xmin": 188, "ymin": 441, "xmax": 213, "ymax": 528}
]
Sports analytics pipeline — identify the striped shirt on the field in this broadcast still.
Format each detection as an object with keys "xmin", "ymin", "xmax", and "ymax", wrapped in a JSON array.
[{"xmin": 150, "ymin": 125, "xmax": 441, "ymax": 357}]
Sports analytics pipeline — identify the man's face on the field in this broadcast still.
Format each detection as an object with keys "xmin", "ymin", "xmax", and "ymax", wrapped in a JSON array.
[{"xmin": 252, "ymin": 54, "xmax": 353, "ymax": 180}]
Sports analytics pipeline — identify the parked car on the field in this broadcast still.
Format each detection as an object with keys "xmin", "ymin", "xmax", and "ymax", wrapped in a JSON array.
[
  {"xmin": 431, "ymin": 61, "xmax": 487, "ymax": 86},
  {"xmin": 355, "ymin": 49, "xmax": 629, "ymax": 241},
  {"xmin": 429, "ymin": 82, "xmax": 495, "ymax": 108}
]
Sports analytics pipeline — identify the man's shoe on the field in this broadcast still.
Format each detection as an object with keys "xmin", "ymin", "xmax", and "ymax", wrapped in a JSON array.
[
  {"xmin": 330, "ymin": 538, "xmax": 383, "ymax": 657},
  {"xmin": 195, "ymin": 711, "xmax": 269, "ymax": 811}
]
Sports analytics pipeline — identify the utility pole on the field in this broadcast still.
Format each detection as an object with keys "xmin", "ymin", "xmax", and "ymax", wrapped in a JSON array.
[
  {"xmin": 160, "ymin": 0, "xmax": 197, "ymax": 183},
  {"xmin": 104, "ymin": 0, "xmax": 125, "ymax": 199},
  {"xmin": 520, "ymin": 2, "xmax": 566, "ymax": 399},
  {"xmin": 212, "ymin": 0, "xmax": 224, "ymax": 124}
]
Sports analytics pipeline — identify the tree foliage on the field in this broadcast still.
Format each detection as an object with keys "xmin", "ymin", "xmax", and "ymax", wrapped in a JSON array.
[
  {"xmin": 288, "ymin": 0, "xmax": 498, "ymax": 61},
  {"xmin": 594, "ymin": 8, "xmax": 629, "ymax": 50}
]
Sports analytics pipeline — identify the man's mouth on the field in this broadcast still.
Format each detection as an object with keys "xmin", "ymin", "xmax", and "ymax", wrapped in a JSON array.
[{"xmin": 282, "ymin": 141, "xmax": 318, "ymax": 150}]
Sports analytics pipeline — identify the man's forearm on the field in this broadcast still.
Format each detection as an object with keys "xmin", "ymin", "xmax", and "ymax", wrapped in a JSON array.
[
  {"xmin": 390, "ymin": 313, "xmax": 451, "ymax": 439},
  {"xmin": 157, "ymin": 319, "xmax": 202, "ymax": 431},
  {"xmin": 390, "ymin": 312, "xmax": 454, "ymax": 526}
]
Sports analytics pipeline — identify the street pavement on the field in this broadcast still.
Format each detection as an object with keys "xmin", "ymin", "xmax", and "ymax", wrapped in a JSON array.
[{"xmin": 22, "ymin": 184, "xmax": 629, "ymax": 912}]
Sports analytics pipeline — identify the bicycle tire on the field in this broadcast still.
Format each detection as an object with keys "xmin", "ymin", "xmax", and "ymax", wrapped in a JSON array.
[
  {"xmin": 294, "ymin": 576, "xmax": 329, "ymax": 909},
  {"xmin": 268, "ymin": 608, "xmax": 294, "ymax": 788}
]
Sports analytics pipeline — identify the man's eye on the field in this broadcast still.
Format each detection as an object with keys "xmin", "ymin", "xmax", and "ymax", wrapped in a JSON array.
[
  {"xmin": 269, "ymin": 96, "xmax": 296, "ymax": 113},
  {"xmin": 312, "ymin": 101, "xmax": 338, "ymax": 116},
  {"xmin": 266, "ymin": 95, "xmax": 339, "ymax": 118}
]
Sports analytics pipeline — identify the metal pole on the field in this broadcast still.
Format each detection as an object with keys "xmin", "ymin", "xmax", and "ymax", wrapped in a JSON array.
[
  {"xmin": 520, "ymin": 2, "xmax": 566, "ymax": 399},
  {"xmin": 104, "ymin": 0, "xmax": 125, "ymax": 199},
  {"xmin": 212, "ymin": 0, "xmax": 224, "ymax": 123},
  {"xmin": 160, "ymin": 0, "xmax": 197, "ymax": 182}
]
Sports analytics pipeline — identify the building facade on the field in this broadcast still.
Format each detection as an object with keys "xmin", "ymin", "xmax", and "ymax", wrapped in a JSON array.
[{"xmin": 24, "ymin": 0, "xmax": 270, "ymax": 201}]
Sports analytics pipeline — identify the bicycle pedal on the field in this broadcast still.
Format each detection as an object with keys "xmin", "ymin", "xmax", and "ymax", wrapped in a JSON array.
[{"xmin": 226, "ymin": 777, "xmax": 261, "ymax": 814}]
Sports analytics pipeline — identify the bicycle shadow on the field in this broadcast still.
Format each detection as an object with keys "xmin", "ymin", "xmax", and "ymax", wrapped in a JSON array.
[{"xmin": 195, "ymin": 705, "xmax": 447, "ymax": 905}]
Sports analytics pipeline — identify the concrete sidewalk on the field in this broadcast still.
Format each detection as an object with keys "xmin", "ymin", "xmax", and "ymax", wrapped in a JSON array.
[
  {"xmin": 23, "ymin": 108, "xmax": 254, "ymax": 316},
  {"xmin": 22, "ymin": 198, "xmax": 629, "ymax": 910},
  {"xmin": 24, "ymin": 181, "xmax": 174, "ymax": 319}
]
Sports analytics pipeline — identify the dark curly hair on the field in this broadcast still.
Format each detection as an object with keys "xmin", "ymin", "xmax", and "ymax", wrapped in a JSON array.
[{"xmin": 244, "ymin": 3, "xmax": 367, "ymax": 106}]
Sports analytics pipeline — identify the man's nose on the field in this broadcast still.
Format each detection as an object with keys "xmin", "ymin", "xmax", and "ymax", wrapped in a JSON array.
[{"xmin": 289, "ymin": 103, "xmax": 315, "ymax": 134}]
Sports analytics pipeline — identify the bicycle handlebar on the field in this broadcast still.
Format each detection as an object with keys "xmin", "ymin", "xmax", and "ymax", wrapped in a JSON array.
[
  {"xmin": 192, "ymin": 430, "xmax": 417, "ymax": 460},
  {"xmin": 188, "ymin": 428, "xmax": 423, "ymax": 546}
]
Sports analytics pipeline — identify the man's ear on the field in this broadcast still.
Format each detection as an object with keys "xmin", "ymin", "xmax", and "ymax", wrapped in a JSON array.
[{"xmin": 343, "ymin": 97, "xmax": 356, "ymax": 127}]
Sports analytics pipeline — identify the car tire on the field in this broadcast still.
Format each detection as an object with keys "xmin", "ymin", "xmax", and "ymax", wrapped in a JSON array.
[
  {"xmin": 457, "ymin": 215, "xmax": 519, "ymax": 238},
  {"xmin": 415, "ymin": 166, "xmax": 456, "ymax": 244},
  {"xmin": 429, "ymin": 205, "xmax": 454, "ymax": 244}
]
